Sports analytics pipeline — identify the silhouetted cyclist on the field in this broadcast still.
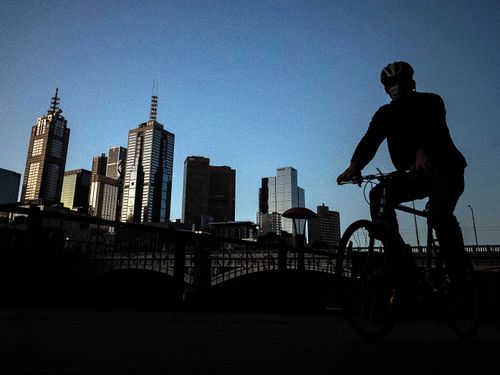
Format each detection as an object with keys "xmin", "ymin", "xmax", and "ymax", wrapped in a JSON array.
[{"xmin": 337, "ymin": 61, "xmax": 468, "ymax": 284}]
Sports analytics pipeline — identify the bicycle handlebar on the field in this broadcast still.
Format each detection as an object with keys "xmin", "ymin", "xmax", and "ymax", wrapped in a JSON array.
[
  {"xmin": 339, "ymin": 169, "xmax": 428, "ymax": 217},
  {"xmin": 338, "ymin": 169, "xmax": 413, "ymax": 185}
]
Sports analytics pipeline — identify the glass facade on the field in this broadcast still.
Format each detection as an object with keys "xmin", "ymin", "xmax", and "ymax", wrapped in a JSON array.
[
  {"xmin": 121, "ymin": 117, "xmax": 174, "ymax": 224},
  {"xmin": 258, "ymin": 167, "xmax": 305, "ymax": 235},
  {"xmin": 106, "ymin": 146, "xmax": 127, "ymax": 180},
  {"xmin": 60, "ymin": 173, "xmax": 77, "ymax": 209},
  {"xmin": 60, "ymin": 169, "xmax": 91, "ymax": 211},
  {"xmin": 89, "ymin": 175, "xmax": 119, "ymax": 220}
]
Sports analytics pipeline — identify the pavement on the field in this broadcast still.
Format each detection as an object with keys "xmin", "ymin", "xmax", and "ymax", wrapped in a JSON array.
[{"xmin": 1, "ymin": 308, "xmax": 499, "ymax": 374}]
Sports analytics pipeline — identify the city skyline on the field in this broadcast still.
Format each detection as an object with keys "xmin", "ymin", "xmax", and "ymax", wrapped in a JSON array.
[{"xmin": 1, "ymin": 1, "xmax": 500, "ymax": 244}]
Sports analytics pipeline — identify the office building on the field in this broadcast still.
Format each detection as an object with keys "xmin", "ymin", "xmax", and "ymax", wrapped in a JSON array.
[
  {"xmin": 257, "ymin": 212, "xmax": 282, "ymax": 236},
  {"xmin": 92, "ymin": 153, "xmax": 107, "ymax": 177},
  {"xmin": 88, "ymin": 150, "xmax": 121, "ymax": 221},
  {"xmin": 21, "ymin": 89, "xmax": 70, "ymax": 205},
  {"xmin": 97, "ymin": 146, "xmax": 128, "ymax": 221},
  {"xmin": 257, "ymin": 167, "xmax": 305, "ymax": 236},
  {"xmin": 0, "ymin": 168, "xmax": 21, "ymax": 204},
  {"xmin": 182, "ymin": 156, "xmax": 236, "ymax": 230},
  {"xmin": 106, "ymin": 146, "xmax": 127, "ymax": 180},
  {"xmin": 121, "ymin": 95, "xmax": 175, "ymax": 223},
  {"xmin": 208, "ymin": 165, "xmax": 236, "ymax": 223},
  {"xmin": 61, "ymin": 169, "xmax": 91, "ymax": 212},
  {"xmin": 308, "ymin": 204, "xmax": 341, "ymax": 248},
  {"xmin": 89, "ymin": 174, "xmax": 120, "ymax": 220},
  {"xmin": 209, "ymin": 221, "xmax": 258, "ymax": 240}
]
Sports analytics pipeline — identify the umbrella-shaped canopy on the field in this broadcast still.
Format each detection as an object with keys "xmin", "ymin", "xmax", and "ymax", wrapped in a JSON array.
[{"xmin": 282, "ymin": 207, "xmax": 318, "ymax": 220}]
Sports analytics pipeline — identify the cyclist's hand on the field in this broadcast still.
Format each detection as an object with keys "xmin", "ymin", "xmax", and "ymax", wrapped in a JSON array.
[
  {"xmin": 415, "ymin": 149, "xmax": 437, "ymax": 175},
  {"xmin": 337, "ymin": 162, "xmax": 362, "ymax": 185}
]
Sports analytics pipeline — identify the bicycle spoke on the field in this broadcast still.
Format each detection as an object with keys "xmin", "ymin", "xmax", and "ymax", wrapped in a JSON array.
[{"xmin": 337, "ymin": 220, "xmax": 394, "ymax": 340}]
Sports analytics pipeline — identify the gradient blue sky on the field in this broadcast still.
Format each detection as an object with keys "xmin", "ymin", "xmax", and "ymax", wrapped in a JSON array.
[{"xmin": 1, "ymin": 0, "xmax": 499, "ymax": 244}]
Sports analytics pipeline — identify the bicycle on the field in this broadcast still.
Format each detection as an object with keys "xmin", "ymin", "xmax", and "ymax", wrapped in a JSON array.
[{"xmin": 336, "ymin": 170, "xmax": 479, "ymax": 340}]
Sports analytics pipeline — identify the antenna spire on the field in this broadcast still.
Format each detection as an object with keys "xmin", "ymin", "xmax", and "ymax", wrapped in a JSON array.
[
  {"xmin": 49, "ymin": 88, "xmax": 61, "ymax": 114},
  {"xmin": 149, "ymin": 81, "xmax": 159, "ymax": 121}
]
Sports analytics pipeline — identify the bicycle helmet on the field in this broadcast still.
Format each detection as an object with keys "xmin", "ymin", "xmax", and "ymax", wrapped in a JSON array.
[{"xmin": 380, "ymin": 61, "xmax": 414, "ymax": 86}]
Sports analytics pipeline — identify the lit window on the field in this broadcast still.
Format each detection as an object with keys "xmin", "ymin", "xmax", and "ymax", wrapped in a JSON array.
[{"xmin": 31, "ymin": 139, "xmax": 44, "ymax": 156}]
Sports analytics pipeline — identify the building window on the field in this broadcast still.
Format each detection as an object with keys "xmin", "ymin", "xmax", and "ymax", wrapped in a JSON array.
[
  {"xmin": 25, "ymin": 162, "xmax": 40, "ymax": 200},
  {"xmin": 51, "ymin": 139, "xmax": 63, "ymax": 157},
  {"xmin": 53, "ymin": 120, "xmax": 65, "ymax": 137},
  {"xmin": 45, "ymin": 164, "xmax": 60, "ymax": 199},
  {"xmin": 35, "ymin": 119, "xmax": 48, "ymax": 135},
  {"xmin": 31, "ymin": 139, "xmax": 44, "ymax": 156}
]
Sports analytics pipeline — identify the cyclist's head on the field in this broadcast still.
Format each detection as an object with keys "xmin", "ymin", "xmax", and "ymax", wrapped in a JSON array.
[{"xmin": 380, "ymin": 61, "xmax": 416, "ymax": 100}]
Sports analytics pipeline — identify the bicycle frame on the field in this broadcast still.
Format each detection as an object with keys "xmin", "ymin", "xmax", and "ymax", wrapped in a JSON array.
[
  {"xmin": 344, "ymin": 170, "xmax": 440, "ymax": 277},
  {"xmin": 337, "ymin": 170, "xmax": 479, "ymax": 339},
  {"xmin": 395, "ymin": 203, "xmax": 436, "ymax": 276}
]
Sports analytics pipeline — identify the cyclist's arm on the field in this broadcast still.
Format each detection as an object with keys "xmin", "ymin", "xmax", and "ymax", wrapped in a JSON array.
[
  {"xmin": 337, "ymin": 161, "xmax": 362, "ymax": 183},
  {"xmin": 350, "ymin": 108, "xmax": 388, "ymax": 171}
]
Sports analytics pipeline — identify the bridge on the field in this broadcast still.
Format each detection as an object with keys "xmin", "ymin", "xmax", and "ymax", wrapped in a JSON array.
[{"xmin": 1, "ymin": 203, "xmax": 499, "ymax": 308}]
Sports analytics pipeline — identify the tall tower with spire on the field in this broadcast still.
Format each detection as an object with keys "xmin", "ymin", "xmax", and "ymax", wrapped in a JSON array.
[
  {"xmin": 121, "ymin": 89, "xmax": 175, "ymax": 223},
  {"xmin": 21, "ymin": 89, "xmax": 71, "ymax": 205}
]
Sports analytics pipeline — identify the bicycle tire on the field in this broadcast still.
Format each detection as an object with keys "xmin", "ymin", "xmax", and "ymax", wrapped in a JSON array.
[
  {"xmin": 445, "ymin": 259, "xmax": 480, "ymax": 339},
  {"xmin": 336, "ymin": 220, "xmax": 396, "ymax": 340}
]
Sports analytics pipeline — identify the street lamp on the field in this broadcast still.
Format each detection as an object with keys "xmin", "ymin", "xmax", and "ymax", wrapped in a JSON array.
[
  {"xmin": 467, "ymin": 204, "xmax": 479, "ymax": 246},
  {"xmin": 282, "ymin": 207, "xmax": 319, "ymax": 270}
]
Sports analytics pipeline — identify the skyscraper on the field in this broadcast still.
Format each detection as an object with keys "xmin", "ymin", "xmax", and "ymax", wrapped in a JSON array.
[
  {"xmin": 182, "ymin": 156, "xmax": 209, "ymax": 228},
  {"xmin": 92, "ymin": 153, "xmax": 107, "ymax": 177},
  {"xmin": 182, "ymin": 156, "xmax": 235, "ymax": 230},
  {"xmin": 89, "ymin": 174, "xmax": 119, "ymax": 220},
  {"xmin": 88, "ymin": 150, "xmax": 121, "ymax": 221},
  {"xmin": 106, "ymin": 146, "xmax": 127, "ymax": 180},
  {"xmin": 21, "ymin": 89, "xmax": 70, "ymax": 205},
  {"xmin": 257, "ymin": 167, "xmax": 305, "ymax": 236},
  {"xmin": 105, "ymin": 146, "xmax": 127, "ymax": 221},
  {"xmin": 208, "ymin": 165, "xmax": 236, "ymax": 223},
  {"xmin": 121, "ymin": 95, "xmax": 174, "ymax": 223}
]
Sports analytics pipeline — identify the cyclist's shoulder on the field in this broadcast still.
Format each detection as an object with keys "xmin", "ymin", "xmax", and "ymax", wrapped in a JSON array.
[
  {"xmin": 414, "ymin": 91, "xmax": 444, "ymax": 104},
  {"xmin": 373, "ymin": 103, "xmax": 392, "ymax": 118}
]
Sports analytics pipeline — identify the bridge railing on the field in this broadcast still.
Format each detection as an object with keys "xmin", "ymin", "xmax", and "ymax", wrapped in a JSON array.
[{"xmin": 1, "ymin": 203, "xmax": 500, "ymax": 309}]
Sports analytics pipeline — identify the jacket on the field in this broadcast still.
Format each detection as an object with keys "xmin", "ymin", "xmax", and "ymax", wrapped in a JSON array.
[{"xmin": 351, "ymin": 91, "xmax": 467, "ymax": 173}]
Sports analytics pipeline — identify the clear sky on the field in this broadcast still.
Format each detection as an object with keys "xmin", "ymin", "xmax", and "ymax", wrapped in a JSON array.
[{"xmin": 1, "ymin": 0, "xmax": 500, "ymax": 245}]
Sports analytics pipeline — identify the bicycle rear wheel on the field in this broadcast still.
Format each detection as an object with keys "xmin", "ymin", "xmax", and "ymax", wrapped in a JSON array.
[
  {"xmin": 336, "ymin": 220, "xmax": 395, "ymax": 340},
  {"xmin": 446, "ymin": 260, "xmax": 480, "ymax": 339}
]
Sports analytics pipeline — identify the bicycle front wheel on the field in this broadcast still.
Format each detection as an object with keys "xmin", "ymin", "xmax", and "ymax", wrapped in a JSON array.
[{"xmin": 336, "ymin": 220, "xmax": 396, "ymax": 340}]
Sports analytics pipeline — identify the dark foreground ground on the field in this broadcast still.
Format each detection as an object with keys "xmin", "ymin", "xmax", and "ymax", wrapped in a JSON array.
[{"xmin": 1, "ymin": 308, "xmax": 499, "ymax": 375}]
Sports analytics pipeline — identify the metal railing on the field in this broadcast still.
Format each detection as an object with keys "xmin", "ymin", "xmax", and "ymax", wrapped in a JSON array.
[{"xmin": 1, "ymin": 203, "xmax": 499, "ymax": 308}]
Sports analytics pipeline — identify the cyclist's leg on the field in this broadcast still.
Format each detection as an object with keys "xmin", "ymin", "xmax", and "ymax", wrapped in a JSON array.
[
  {"xmin": 427, "ymin": 170, "xmax": 478, "ymax": 337},
  {"xmin": 427, "ymin": 170, "xmax": 467, "ymax": 284},
  {"xmin": 369, "ymin": 175, "xmax": 428, "ymax": 247},
  {"xmin": 369, "ymin": 175, "xmax": 430, "ymax": 280}
]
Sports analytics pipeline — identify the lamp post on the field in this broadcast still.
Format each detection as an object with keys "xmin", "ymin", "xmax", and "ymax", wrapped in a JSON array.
[
  {"xmin": 282, "ymin": 207, "xmax": 319, "ymax": 271},
  {"xmin": 467, "ymin": 204, "xmax": 479, "ymax": 246}
]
